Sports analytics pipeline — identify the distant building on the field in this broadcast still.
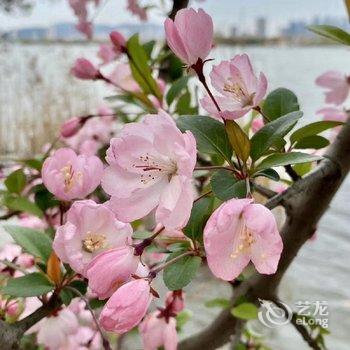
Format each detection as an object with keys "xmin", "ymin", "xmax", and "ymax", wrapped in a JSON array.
[{"xmin": 255, "ymin": 17, "xmax": 267, "ymax": 38}]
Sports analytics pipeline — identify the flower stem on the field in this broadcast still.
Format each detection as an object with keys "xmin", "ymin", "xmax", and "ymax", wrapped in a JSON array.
[
  {"xmin": 66, "ymin": 286, "xmax": 111, "ymax": 350},
  {"xmin": 253, "ymin": 106, "xmax": 271, "ymax": 123},
  {"xmin": 150, "ymin": 250, "xmax": 196, "ymax": 276}
]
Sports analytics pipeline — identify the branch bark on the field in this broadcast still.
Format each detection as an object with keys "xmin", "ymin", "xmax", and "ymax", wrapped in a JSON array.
[
  {"xmin": 169, "ymin": 0, "xmax": 189, "ymax": 19},
  {"xmin": 179, "ymin": 118, "xmax": 350, "ymax": 350}
]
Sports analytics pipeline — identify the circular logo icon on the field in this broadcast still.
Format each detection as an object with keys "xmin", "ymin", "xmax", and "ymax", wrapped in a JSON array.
[{"xmin": 258, "ymin": 299, "xmax": 292, "ymax": 328}]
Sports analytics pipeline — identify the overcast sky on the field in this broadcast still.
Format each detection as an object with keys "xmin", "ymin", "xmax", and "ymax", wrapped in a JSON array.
[{"xmin": 0, "ymin": 0, "xmax": 347, "ymax": 35}]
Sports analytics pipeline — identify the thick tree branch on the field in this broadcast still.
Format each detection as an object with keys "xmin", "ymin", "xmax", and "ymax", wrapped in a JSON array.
[
  {"xmin": 179, "ymin": 117, "xmax": 350, "ymax": 350},
  {"xmin": 0, "ymin": 295, "xmax": 61, "ymax": 350}
]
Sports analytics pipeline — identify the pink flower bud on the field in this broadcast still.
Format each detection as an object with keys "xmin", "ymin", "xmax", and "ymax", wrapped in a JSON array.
[
  {"xmin": 6, "ymin": 300, "xmax": 20, "ymax": 317},
  {"xmin": 164, "ymin": 8, "xmax": 213, "ymax": 66},
  {"xmin": 165, "ymin": 290, "xmax": 185, "ymax": 314},
  {"xmin": 252, "ymin": 118, "xmax": 264, "ymax": 133},
  {"xmin": 86, "ymin": 246, "xmax": 139, "ymax": 299},
  {"xmin": 98, "ymin": 44, "xmax": 117, "ymax": 64},
  {"xmin": 71, "ymin": 58, "xmax": 99, "ymax": 80},
  {"xmin": 139, "ymin": 312, "xmax": 178, "ymax": 350},
  {"xmin": 204, "ymin": 198, "xmax": 283, "ymax": 281},
  {"xmin": 60, "ymin": 117, "xmax": 82, "ymax": 138},
  {"xmin": 99, "ymin": 279, "xmax": 152, "ymax": 333},
  {"xmin": 16, "ymin": 253, "xmax": 34, "ymax": 268},
  {"xmin": 76, "ymin": 20, "xmax": 93, "ymax": 39},
  {"xmin": 42, "ymin": 148, "xmax": 103, "ymax": 201},
  {"xmin": 109, "ymin": 31, "xmax": 126, "ymax": 53}
]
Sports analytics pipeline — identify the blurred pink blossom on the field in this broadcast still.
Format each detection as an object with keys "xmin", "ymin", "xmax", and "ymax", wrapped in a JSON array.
[
  {"xmin": 316, "ymin": 71, "xmax": 350, "ymax": 105},
  {"xmin": 139, "ymin": 312, "xmax": 178, "ymax": 350},
  {"xmin": 97, "ymin": 44, "xmax": 117, "ymax": 65},
  {"xmin": 71, "ymin": 58, "xmax": 100, "ymax": 80},
  {"xmin": 127, "ymin": 0, "xmax": 148, "ymax": 21},
  {"xmin": 317, "ymin": 107, "xmax": 348, "ymax": 122}
]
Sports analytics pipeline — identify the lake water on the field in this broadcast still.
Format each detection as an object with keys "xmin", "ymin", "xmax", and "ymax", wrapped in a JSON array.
[{"xmin": 0, "ymin": 43, "xmax": 349, "ymax": 349}]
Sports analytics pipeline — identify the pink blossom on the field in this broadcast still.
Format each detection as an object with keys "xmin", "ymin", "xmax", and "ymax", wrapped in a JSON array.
[
  {"xmin": 204, "ymin": 198, "xmax": 283, "ymax": 281},
  {"xmin": 317, "ymin": 107, "xmax": 348, "ymax": 122},
  {"xmin": 139, "ymin": 312, "xmax": 178, "ymax": 350},
  {"xmin": 71, "ymin": 58, "xmax": 99, "ymax": 80},
  {"xmin": 42, "ymin": 148, "xmax": 103, "ymax": 201},
  {"xmin": 60, "ymin": 117, "xmax": 83, "ymax": 138},
  {"xmin": 102, "ymin": 110, "xmax": 196, "ymax": 230},
  {"xmin": 110, "ymin": 31, "xmax": 126, "ymax": 53},
  {"xmin": 97, "ymin": 44, "xmax": 117, "ymax": 65},
  {"xmin": 316, "ymin": 71, "xmax": 350, "ymax": 105},
  {"xmin": 127, "ymin": 0, "xmax": 148, "ymax": 21},
  {"xmin": 108, "ymin": 63, "xmax": 140, "ymax": 92},
  {"xmin": 86, "ymin": 246, "xmax": 139, "ymax": 299},
  {"xmin": 18, "ymin": 214, "xmax": 47, "ymax": 230},
  {"xmin": 76, "ymin": 20, "xmax": 93, "ymax": 39},
  {"xmin": 79, "ymin": 139, "xmax": 100, "ymax": 156},
  {"xmin": 53, "ymin": 200, "xmax": 132, "ymax": 276},
  {"xmin": 69, "ymin": 0, "xmax": 87, "ymax": 19},
  {"xmin": 165, "ymin": 290, "xmax": 185, "ymax": 314},
  {"xmin": 16, "ymin": 253, "xmax": 35, "ymax": 268},
  {"xmin": 201, "ymin": 54, "xmax": 267, "ymax": 120},
  {"xmin": 99, "ymin": 279, "xmax": 152, "ymax": 333},
  {"xmin": 165, "ymin": 8, "xmax": 213, "ymax": 66},
  {"xmin": 252, "ymin": 117, "xmax": 264, "ymax": 132},
  {"xmin": 28, "ymin": 308, "xmax": 79, "ymax": 349}
]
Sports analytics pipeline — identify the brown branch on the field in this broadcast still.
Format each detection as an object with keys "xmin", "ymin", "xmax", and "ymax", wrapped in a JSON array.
[
  {"xmin": 179, "ymin": 117, "xmax": 350, "ymax": 350},
  {"xmin": 253, "ymin": 183, "xmax": 277, "ymax": 198},
  {"xmin": 169, "ymin": 0, "xmax": 189, "ymax": 19},
  {"xmin": 273, "ymin": 300, "xmax": 322, "ymax": 350}
]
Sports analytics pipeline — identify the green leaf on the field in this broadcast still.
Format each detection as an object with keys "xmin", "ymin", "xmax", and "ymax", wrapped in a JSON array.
[
  {"xmin": 177, "ymin": 116, "xmax": 233, "ymax": 163},
  {"xmin": 176, "ymin": 310, "xmax": 192, "ymax": 330},
  {"xmin": 60, "ymin": 288, "xmax": 74, "ymax": 306},
  {"xmin": 294, "ymin": 135, "xmax": 330, "ymax": 150},
  {"xmin": 5, "ymin": 169, "xmax": 26, "ymax": 194},
  {"xmin": 252, "ymin": 168, "xmax": 280, "ymax": 181},
  {"xmin": 184, "ymin": 196, "xmax": 214, "ymax": 242},
  {"xmin": 255, "ymin": 152, "xmax": 322, "ymax": 171},
  {"xmin": 126, "ymin": 34, "xmax": 162, "ymax": 100},
  {"xmin": 176, "ymin": 90, "xmax": 197, "ymax": 115},
  {"xmin": 166, "ymin": 76, "xmax": 190, "ymax": 106},
  {"xmin": 21, "ymin": 158, "xmax": 43, "ymax": 171},
  {"xmin": 308, "ymin": 25, "xmax": 350, "ymax": 45},
  {"xmin": 293, "ymin": 162, "xmax": 312, "ymax": 176},
  {"xmin": 3, "ymin": 195, "xmax": 43, "ymax": 218},
  {"xmin": 34, "ymin": 187, "xmax": 60, "ymax": 211},
  {"xmin": 250, "ymin": 111, "xmax": 303, "ymax": 161},
  {"xmin": 69, "ymin": 280, "xmax": 88, "ymax": 295},
  {"xmin": 262, "ymin": 88, "xmax": 300, "ymax": 120},
  {"xmin": 2, "ymin": 273, "xmax": 54, "ymax": 297},
  {"xmin": 231, "ymin": 302, "xmax": 258, "ymax": 320},
  {"xmin": 211, "ymin": 170, "xmax": 246, "ymax": 200},
  {"xmin": 225, "ymin": 120, "xmax": 251, "ymax": 162},
  {"xmin": 290, "ymin": 120, "xmax": 343, "ymax": 144},
  {"xmin": 132, "ymin": 230, "xmax": 153, "ymax": 240},
  {"xmin": 163, "ymin": 252, "xmax": 201, "ymax": 291},
  {"xmin": 4, "ymin": 225, "xmax": 52, "ymax": 262},
  {"xmin": 205, "ymin": 298, "xmax": 231, "ymax": 309},
  {"xmin": 142, "ymin": 40, "xmax": 156, "ymax": 59}
]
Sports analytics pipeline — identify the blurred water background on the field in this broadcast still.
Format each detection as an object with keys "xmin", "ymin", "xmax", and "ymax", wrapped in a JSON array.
[{"xmin": 0, "ymin": 43, "xmax": 349, "ymax": 349}]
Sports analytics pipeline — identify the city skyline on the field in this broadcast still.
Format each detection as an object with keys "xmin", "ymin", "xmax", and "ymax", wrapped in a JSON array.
[{"xmin": 0, "ymin": 0, "xmax": 348, "ymax": 36}]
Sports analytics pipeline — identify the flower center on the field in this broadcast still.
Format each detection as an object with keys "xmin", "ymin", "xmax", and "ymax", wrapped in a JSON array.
[
  {"xmin": 133, "ymin": 153, "xmax": 177, "ymax": 184},
  {"xmin": 230, "ymin": 223, "xmax": 255, "ymax": 259},
  {"xmin": 82, "ymin": 232, "xmax": 107, "ymax": 253},
  {"xmin": 223, "ymin": 80, "xmax": 254, "ymax": 108},
  {"xmin": 60, "ymin": 163, "xmax": 83, "ymax": 193}
]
